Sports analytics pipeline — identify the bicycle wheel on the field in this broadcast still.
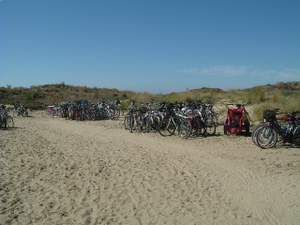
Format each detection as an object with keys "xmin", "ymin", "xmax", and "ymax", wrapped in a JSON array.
[
  {"xmin": 206, "ymin": 124, "xmax": 216, "ymax": 136},
  {"xmin": 7, "ymin": 116, "xmax": 14, "ymax": 128},
  {"xmin": 144, "ymin": 116, "xmax": 153, "ymax": 133},
  {"xmin": 129, "ymin": 115, "xmax": 135, "ymax": 133},
  {"xmin": 124, "ymin": 115, "xmax": 129, "ymax": 130},
  {"xmin": 205, "ymin": 114, "xmax": 217, "ymax": 136},
  {"xmin": 192, "ymin": 118, "xmax": 206, "ymax": 137},
  {"xmin": 256, "ymin": 125, "xmax": 278, "ymax": 149},
  {"xmin": 252, "ymin": 123, "xmax": 265, "ymax": 146},
  {"xmin": 179, "ymin": 119, "xmax": 192, "ymax": 139},
  {"xmin": 139, "ymin": 116, "xmax": 149, "ymax": 133},
  {"xmin": 158, "ymin": 117, "xmax": 176, "ymax": 136},
  {"xmin": 113, "ymin": 109, "xmax": 120, "ymax": 120},
  {"xmin": 153, "ymin": 115, "xmax": 162, "ymax": 132}
]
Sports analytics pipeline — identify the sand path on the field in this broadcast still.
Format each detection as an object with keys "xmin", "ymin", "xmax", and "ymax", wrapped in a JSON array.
[{"xmin": 1, "ymin": 112, "xmax": 300, "ymax": 225}]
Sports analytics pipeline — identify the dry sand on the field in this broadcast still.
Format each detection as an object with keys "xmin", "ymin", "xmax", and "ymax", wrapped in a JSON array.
[{"xmin": 0, "ymin": 112, "xmax": 300, "ymax": 225}]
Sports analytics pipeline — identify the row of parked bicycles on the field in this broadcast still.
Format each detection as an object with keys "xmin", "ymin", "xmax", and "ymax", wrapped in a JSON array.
[
  {"xmin": 47, "ymin": 100, "xmax": 121, "ymax": 121},
  {"xmin": 123, "ymin": 102, "xmax": 219, "ymax": 138},
  {"xmin": 12, "ymin": 104, "xmax": 30, "ymax": 117},
  {"xmin": 123, "ymin": 101, "xmax": 300, "ymax": 149},
  {"xmin": 3, "ymin": 100, "xmax": 300, "ymax": 149}
]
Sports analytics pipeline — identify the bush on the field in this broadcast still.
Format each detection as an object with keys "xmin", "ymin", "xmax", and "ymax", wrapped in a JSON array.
[
  {"xmin": 253, "ymin": 94, "xmax": 300, "ymax": 121},
  {"xmin": 253, "ymin": 103, "xmax": 276, "ymax": 121},
  {"xmin": 25, "ymin": 92, "xmax": 34, "ymax": 102},
  {"xmin": 120, "ymin": 100, "xmax": 130, "ymax": 111},
  {"xmin": 246, "ymin": 88, "xmax": 266, "ymax": 104},
  {"xmin": 271, "ymin": 91, "xmax": 285, "ymax": 103}
]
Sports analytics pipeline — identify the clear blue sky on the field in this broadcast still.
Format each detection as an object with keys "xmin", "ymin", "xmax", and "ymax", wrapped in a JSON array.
[{"xmin": 1, "ymin": 0, "xmax": 300, "ymax": 93}]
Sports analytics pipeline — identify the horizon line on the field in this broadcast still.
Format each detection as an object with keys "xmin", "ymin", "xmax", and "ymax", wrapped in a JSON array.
[{"xmin": 1, "ymin": 80, "xmax": 300, "ymax": 95}]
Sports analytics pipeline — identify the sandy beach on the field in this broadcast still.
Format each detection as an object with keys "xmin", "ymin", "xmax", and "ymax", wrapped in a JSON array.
[{"xmin": 1, "ymin": 112, "xmax": 300, "ymax": 225}]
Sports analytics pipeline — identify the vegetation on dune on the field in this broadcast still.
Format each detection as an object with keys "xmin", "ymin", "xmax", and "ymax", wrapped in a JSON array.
[
  {"xmin": 0, "ymin": 82, "xmax": 299, "ymax": 121},
  {"xmin": 252, "ymin": 93, "xmax": 300, "ymax": 121}
]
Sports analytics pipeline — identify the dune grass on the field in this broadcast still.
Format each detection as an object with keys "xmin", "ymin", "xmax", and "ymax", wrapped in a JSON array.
[{"xmin": 1, "ymin": 82, "xmax": 299, "ymax": 121}]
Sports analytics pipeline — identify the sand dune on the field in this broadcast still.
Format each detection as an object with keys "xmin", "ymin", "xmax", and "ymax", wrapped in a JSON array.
[{"xmin": 0, "ymin": 112, "xmax": 300, "ymax": 225}]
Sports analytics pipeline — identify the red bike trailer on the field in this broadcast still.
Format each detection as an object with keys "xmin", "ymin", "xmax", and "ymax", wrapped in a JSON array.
[{"xmin": 224, "ymin": 104, "xmax": 250, "ymax": 135}]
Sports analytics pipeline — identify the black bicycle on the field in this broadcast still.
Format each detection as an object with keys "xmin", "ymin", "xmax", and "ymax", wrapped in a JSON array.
[
  {"xmin": 0, "ymin": 107, "xmax": 14, "ymax": 129},
  {"xmin": 252, "ymin": 110, "xmax": 300, "ymax": 148}
]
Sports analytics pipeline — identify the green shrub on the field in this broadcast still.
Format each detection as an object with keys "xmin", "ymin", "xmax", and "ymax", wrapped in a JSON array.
[
  {"xmin": 25, "ymin": 92, "xmax": 34, "ymax": 102},
  {"xmin": 252, "ymin": 94, "xmax": 300, "ymax": 121},
  {"xmin": 253, "ymin": 103, "xmax": 276, "ymax": 121},
  {"xmin": 120, "ymin": 100, "xmax": 130, "ymax": 111},
  {"xmin": 246, "ymin": 88, "xmax": 266, "ymax": 104},
  {"xmin": 271, "ymin": 91, "xmax": 285, "ymax": 103}
]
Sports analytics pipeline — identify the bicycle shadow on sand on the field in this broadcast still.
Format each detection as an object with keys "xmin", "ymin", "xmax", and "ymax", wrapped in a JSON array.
[
  {"xmin": 0, "ymin": 127, "xmax": 22, "ymax": 131},
  {"xmin": 186, "ymin": 133, "xmax": 223, "ymax": 140},
  {"xmin": 277, "ymin": 143, "xmax": 300, "ymax": 149}
]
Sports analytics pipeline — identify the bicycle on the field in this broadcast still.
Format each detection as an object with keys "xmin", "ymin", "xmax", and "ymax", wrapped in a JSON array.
[{"xmin": 252, "ymin": 109, "xmax": 300, "ymax": 148}]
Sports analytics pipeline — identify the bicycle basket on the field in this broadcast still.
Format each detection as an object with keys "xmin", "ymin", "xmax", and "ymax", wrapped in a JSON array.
[{"xmin": 263, "ymin": 110, "xmax": 277, "ymax": 122}]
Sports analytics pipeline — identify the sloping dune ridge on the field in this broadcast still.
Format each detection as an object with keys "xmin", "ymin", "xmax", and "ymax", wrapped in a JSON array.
[{"xmin": 0, "ymin": 112, "xmax": 300, "ymax": 225}]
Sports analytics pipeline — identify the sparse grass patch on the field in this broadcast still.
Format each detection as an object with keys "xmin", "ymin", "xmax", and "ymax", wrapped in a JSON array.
[
  {"xmin": 120, "ymin": 99, "xmax": 130, "ymax": 111},
  {"xmin": 246, "ymin": 87, "xmax": 266, "ymax": 104},
  {"xmin": 252, "ymin": 93, "xmax": 300, "ymax": 121}
]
